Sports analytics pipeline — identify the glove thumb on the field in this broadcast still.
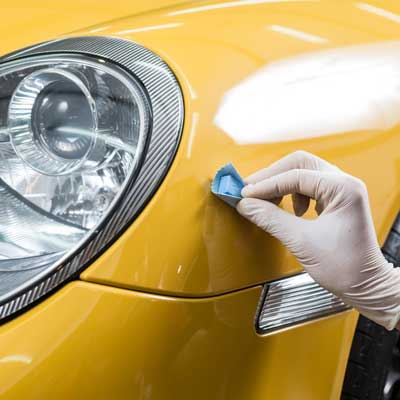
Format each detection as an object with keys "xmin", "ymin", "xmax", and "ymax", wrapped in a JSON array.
[{"xmin": 236, "ymin": 198, "xmax": 302, "ymax": 249}]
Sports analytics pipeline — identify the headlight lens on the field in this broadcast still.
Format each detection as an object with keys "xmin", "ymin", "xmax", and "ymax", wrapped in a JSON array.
[
  {"xmin": 0, "ymin": 54, "xmax": 150, "ymax": 297},
  {"xmin": 0, "ymin": 37, "xmax": 183, "ymax": 320}
]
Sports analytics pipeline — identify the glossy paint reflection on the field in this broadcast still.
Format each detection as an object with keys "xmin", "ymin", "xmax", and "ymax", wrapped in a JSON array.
[
  {"xmin": 77, "ymin": 0, "xmax": 400, "ymax": 297},
  {"xmin": 167, "ymin": 0, "xmax": 317, "ymax": 16},
  {"xmin": 215, "ymin": 41, "xmax": 400, "ymax": 143}
]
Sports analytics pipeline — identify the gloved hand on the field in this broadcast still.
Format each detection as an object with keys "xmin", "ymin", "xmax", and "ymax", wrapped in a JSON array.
[{"xmin": 237, "ymin": 151, "xmax": 400, "ymax": 330}]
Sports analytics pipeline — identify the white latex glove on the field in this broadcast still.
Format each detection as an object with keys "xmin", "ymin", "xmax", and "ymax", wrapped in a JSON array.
[{"xmin": 237, "ymin": 151, "xmax": 400, "ymax": 330}]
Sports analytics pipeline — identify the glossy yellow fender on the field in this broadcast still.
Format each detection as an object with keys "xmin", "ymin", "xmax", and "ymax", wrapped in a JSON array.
[{"xmin": 1, "ymin": 0, "xmax": 400, "ymax": 398}]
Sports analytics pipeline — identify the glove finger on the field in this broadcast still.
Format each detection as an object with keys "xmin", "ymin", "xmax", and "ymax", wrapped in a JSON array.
[
  {"xmin": 236, "ymin": 198, "xmax": 302, "ymax": 248},
  {"xmin": 292, "ymin": 193, "xmax": 310, "ymax": 216},
  {"xmin": 245, "ymin": 150, "xmax": 339, "ymax": 184},
  {"xmin": 242, "ymin": 169, "xmax": 337, "ymax": 202}
]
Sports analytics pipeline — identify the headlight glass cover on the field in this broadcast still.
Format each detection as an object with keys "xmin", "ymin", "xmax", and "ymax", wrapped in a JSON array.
[{"xmin": 0, "ymin": 37, "xmax": 183, "ymax": 320}]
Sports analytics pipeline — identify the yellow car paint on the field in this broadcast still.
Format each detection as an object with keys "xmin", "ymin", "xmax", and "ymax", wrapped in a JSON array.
[
  {"xmin": 0, "ymin": 281, "xmax": 357, "ymax": 400},
  {"xmin": 1, "ymin": 0, "xmax": 400, "ymax": 398},
  {"xmin": 0, "ymin": 0, "xmax": 192, "ymax": 55},
  {"xmin": 75, "ymin": 0, "xmax": 400, "ymax": 296}
]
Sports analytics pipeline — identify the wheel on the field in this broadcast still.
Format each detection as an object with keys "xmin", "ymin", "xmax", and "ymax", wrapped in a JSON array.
[{"xmin": 341, "ymin": 214, "xmax": 400, "ymax": 400}]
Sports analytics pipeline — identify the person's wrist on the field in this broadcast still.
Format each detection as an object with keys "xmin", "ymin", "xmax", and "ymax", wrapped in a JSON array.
[{"xmin": 340, "ymin": 261, "xmax": 400, "ymax": 330}]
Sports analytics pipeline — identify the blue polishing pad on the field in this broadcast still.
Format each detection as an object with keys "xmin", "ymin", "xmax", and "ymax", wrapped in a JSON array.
[{"xmin": 211, "ymin": 163, "xmax": 245, "ymax": 207}]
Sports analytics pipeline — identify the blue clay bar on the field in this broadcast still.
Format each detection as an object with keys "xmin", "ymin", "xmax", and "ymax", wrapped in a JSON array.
[{"xmin": 211, "ymin": 163, "xmax": 245, "ymax": 207}]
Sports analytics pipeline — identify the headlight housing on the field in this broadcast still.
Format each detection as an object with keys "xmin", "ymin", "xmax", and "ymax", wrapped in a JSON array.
[{"xmin": 0, "ymin": 37, "xmax": 184, "ymax": 321}]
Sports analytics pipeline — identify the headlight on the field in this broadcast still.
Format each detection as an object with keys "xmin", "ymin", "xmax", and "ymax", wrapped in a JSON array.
[{"xmin": 0, "ymin": 37, "xmax": 183, "ymax": 321}]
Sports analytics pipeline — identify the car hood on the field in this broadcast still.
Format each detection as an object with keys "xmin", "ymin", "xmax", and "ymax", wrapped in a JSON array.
[{"xmin": 0, "ymin": 0, "xmax": 194, "ymax": 55}]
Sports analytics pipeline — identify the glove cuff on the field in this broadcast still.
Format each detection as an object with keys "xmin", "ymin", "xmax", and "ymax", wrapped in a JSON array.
[{"xmin": 341, "ymin": 260, "xmax": 400, "ymax": 330}]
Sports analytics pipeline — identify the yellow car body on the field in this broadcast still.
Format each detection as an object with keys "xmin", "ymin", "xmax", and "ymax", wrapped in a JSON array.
[{"xmin": 1, "ymin": 0, "xmax": 400, "ymax": 398}]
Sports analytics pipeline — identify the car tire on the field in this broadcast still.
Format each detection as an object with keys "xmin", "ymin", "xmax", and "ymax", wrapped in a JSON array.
[{"xmin": 341, "ymin": 214, "xmax": 400, "ymax": 400}]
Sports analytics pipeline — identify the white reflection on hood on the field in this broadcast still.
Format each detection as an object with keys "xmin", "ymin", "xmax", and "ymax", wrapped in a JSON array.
[{"xmin": 214, "ymin": 41, "xmax": 400, "ymax": 143}]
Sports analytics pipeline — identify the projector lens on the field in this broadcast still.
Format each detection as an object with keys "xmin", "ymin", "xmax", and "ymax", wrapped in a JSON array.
[
  {"xmin": 9, "ymin": 67, "xmax": 99, "ymax": 175},
  {"xmin": 32, "ymin": 77, "xmax": 94, "ymax": 160}
]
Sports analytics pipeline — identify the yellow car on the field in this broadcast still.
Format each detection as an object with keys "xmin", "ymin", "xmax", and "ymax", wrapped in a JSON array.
[{"xmin": 1, "ymin": 1, "xmax": 400, "ymax": 399}]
